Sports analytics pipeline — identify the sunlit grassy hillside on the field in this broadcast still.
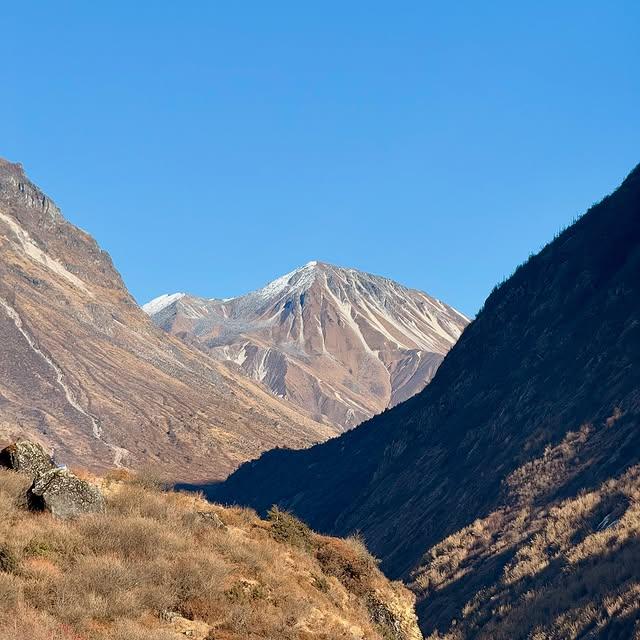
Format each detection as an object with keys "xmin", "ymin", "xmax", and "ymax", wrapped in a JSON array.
[{"xmin": 0, "ymin": 468, "xmax": 421, "ymax": 640}]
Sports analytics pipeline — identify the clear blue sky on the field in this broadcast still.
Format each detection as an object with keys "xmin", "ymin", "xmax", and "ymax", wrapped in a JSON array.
[{"xmin": 1, "ymin": 2, "xmax": 638, "ymax": 316}]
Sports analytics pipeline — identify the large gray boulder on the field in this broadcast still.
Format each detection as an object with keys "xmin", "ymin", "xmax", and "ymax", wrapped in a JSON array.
[
  {"xmin": 0, "ymin": 441, "xmax": 56, "ymax": 479},
  {"xmin": 27, "ymin": 468, "xmax": 106, "ymax": 519}
]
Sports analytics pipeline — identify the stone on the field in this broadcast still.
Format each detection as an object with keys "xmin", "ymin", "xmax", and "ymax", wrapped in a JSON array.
[
  {"xmin": 0, "ymin": 440, "xmax": 56, "ymax": 479},
  {"xmin": 160, "ymin": 609, "xmax": 210, "ymax": 639},
  {"xmin": 196, "ymin": 510, "xmax": 226, "ymax": 529},
  {"xmin": 27, "ymin": 468, "xmax": 106, "ymax": 519}
]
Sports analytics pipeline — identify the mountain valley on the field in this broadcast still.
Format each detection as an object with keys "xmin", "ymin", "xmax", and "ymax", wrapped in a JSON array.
[
  {"xmin": 212, "ymin": 163, "xmax": 640, "ymax": 637},
  {"xmin": 2, "ymin": 154, "xmax": 639, "ymax": 638}
]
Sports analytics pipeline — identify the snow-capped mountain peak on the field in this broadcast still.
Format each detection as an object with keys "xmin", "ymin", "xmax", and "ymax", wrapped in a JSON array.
[
  {"xmin": 142, "ymin": 292, "xmax": 187, "ymax": 315},
  {"xmin": 145, "ymin": 262, "xmax": 468, "ymax": 430}
]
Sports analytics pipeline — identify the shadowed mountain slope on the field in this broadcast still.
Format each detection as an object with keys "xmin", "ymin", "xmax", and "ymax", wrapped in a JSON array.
[
  {"xmin": 145, "ymin": 262, "xmax": 467, "ymax": 431},
  {"xmin": 212, "ymin": 164, "xmax": 640, "ymax": 636},
  {"xmin": 0, "ymin": 158, "xmax": 333, "ymax": 481}
]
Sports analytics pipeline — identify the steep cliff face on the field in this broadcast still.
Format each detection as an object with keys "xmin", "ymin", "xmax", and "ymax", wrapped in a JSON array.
[
  {"xmin": 146, "ymin": 262, "xmax": 467, "ymax": 430},
  {"xmin": 213, "ymin": 164, "xmax": 640, "ymax": 635},
  {"xmin": 0, "ymin": 158, "xmax": 333, "ymax": 481}
]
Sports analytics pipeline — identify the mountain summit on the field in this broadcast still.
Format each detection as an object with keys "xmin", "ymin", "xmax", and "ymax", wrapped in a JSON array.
[
  {"xmin": 145, "ymin": 261, "xmax": 468, "ymax": 429},
  {"xmin": 0, "ymin": 158, "xmax": 331, "ymax": 480}
]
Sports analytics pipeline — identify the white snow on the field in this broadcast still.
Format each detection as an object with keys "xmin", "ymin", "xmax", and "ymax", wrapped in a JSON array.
[
  {"xmin": 142, "ymin": 292, "xmax": 186, "ymax": 315},
  {"xmin": 234, "ymin": 344, "xmax": 249, "ymax": 367},
  {"xmin": 236, "ymin": 262, "xmax": 319, "ymax": 312},
  {"xmin": 220, "ymin": 343, "xmax": 249, "ymax": 367},
  {"xmin": 254, "ymin": 349, "xmax": 270, "ymax": 382}
]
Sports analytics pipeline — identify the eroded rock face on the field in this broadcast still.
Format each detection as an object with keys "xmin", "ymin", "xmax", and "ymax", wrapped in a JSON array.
[
  {"xmin": 146, "ymin": 262, "xmax": 468, "ymax": 431},
  {"xmin": 0, "ymin": 440, "xmax": 55, "ymax": 479},
  {"xmin": 27, "ymin": 468, "xmax": 106, "ymax": 519}
]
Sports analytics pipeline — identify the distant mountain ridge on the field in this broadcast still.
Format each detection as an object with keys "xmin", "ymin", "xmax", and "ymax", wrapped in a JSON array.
[
  {"xmin": 145, "ymin": 261, "xmax": 468, "ymax": 429},
  {"xmin": 212, "ymin": 164, "xmax": 640, "ymax": 637},
  {"xmin": 0, "ymin": 158, "xmax": 332, "ymax": 481}
]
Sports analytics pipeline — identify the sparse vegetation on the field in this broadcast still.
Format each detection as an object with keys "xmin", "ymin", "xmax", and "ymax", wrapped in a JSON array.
[
  {"xmin": 410, "ymin": 425, "xmax": 640, "ymax": 639},
  {"xmin": 0, "ymin": 468, "xmax": 421, "ymax": 640},
  {"xmin": 0, "ymin": 545, "xmax": 19, "ymax": 575},
  {"xmin": 266, "ymin": 505, "xmax": 313, "ymax": 550}
]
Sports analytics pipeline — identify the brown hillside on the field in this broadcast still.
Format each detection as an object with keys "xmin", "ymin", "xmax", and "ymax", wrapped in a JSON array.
[
  {"xmin": 0, "ymin": 158, "xmax": 333, "ymax": 481},
  {"xmin": 411, "ymin": 424, "xmax": 640, "ymax": 638}
]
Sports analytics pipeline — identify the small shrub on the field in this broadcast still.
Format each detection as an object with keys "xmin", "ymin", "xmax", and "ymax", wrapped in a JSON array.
[
  {"xmin": 311, "ymin": 572, "xmax": 330, "ymax": 593},
  {"xmin": 315, "ymin": 535, "xmax": 378, "ymax": 594},
  {"xmin": 0, "ymin": 544, "xmax": 19, "ymax": 574},
  {"xmin": 225, "ymin": 580, "xmax": 268, "ymax": 603},
  {"xmin": 267, "ymin": 505, "xmax": 313, "ymax": 550},
  {"xmin": 0, "ymin": 468, "xmax": 30, "ymax": 510},
  {"xmin": 0, "ymin": 572, "xmax": 22, "ymax": 611},
  {"xmin": 131, "ymin": 467, "xmax": 172, "ymax": 492},
  {"xmin": 24, "ymin": 538, "xmax": 53, "ymax": 558}
]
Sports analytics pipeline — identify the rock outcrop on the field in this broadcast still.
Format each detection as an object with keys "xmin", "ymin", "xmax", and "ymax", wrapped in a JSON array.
[
  {"xmin": 0, "ymin": 440, "xmax": 55, "ymax": 479},
  {"xmin": 1, "ymin": 440, "xmax": 106, "ymax": 519},
  {"xmin": 27, "ymin": 467, "xmax": 106, "ymax": 519}
]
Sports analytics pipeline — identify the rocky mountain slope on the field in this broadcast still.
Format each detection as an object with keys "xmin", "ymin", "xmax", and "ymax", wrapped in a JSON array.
[
  {"xmin": 145, "ymin": 262, "xmax": 467, "ymax": 430},
  {"xmin": 0, "ymin": 158, "xmax": 333, "ymax": 481},
  {"xmin": 212, "ymin": 164, "xmax": 640, "ymax": 637}
]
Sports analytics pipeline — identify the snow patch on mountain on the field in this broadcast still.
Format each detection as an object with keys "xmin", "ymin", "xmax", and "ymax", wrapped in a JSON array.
[
  {"xmin": 241, "ymin": 262, "xmax": 319, "ymax": 309},
  {"xmin": 143, "ymin": 292, "xmax": 186, "ymax": 315}
]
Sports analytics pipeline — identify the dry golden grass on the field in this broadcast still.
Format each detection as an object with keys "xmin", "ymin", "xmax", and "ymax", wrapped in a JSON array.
[
  {"xmin": 410, "ymin": 422, "xmax": 640, "ymax": 639},
  {"xmin": 0, "ymin": 468, "xmax": 421, "ymax": 640}
]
